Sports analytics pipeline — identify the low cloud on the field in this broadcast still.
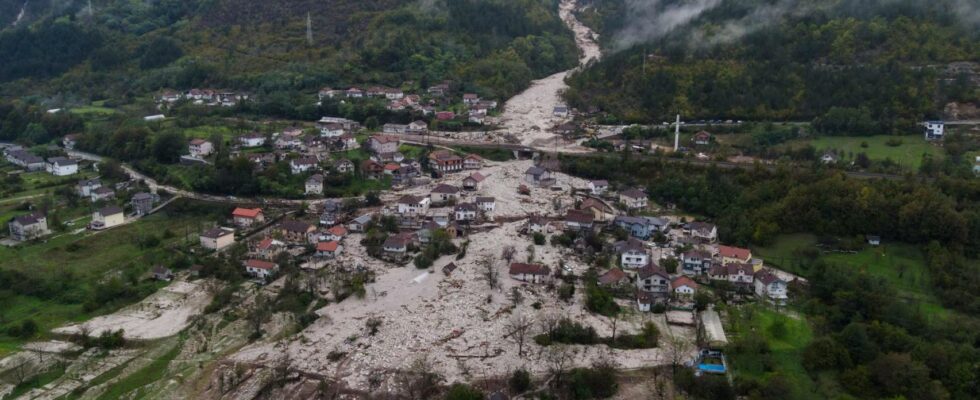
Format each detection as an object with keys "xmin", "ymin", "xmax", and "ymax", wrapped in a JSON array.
[{"xmin": 609, "ymin": 0, "xmax": 980, "ymax": 52}]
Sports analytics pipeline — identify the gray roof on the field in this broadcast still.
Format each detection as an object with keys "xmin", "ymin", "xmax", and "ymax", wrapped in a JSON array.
[
  {"xmin": 132, "ymin": 192, "xmax": 153, "ymax": 201},
  {"xmin": 431, "ymin": 184, "xmax": 460, "ymax": 194},
  {"xmin": 352, "ymin": 214, "xmax": 373, "ymax": 224},
  {"xmin": 455, "ymin": 203, "xmax": 477, "ymax": 212},
  {"xmin": 201, "ymin": 227, "xmax": 233, "ymax": 238},
  {"xmin": 525, "ymin": 166, "xmax": 547, "ymax": 177},
  {"xmin": 48, "ymin": 157, "xmax": 77, "ymax": 166},
  {"xmin": 9, "ymin": 150, "xmax": 43, "ymax": 164},
  {"xmin": 615, "ymin": 238, "xmax": 645, "ymax": 253},
  {"xmin": 620, "ymin": 189, "xmax": 646, "ymax": 199},
  {"xmin": 98, "ymin": 206, "xmax": 124, "ymax": 216},
  {"xmin": 12, "ymin": 213, "xmax": 43, "ymax": 226}
]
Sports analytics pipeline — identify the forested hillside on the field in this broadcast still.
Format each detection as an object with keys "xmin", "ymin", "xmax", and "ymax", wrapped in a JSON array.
[
  {"xmin": 566, "ymin": 0, "xmax": 980, "ymax": 132},
  {"xmin": 0, "ymin": 0, "xmax": 578, "ymax": 101}
]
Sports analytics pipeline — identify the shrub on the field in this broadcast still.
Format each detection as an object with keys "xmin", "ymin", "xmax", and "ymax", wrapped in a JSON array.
[
  {"xmin": 366, "ymin": 317, "xmax": 382, "ymax": 336},
  {"xmin": 565, "ymin": 365, "xmax": 618, "ymax": 399},
  {"xmin": 537, "ymin": 318, "xmax": 599, "ymax": 346},
  {"xmin": 444, "ymin": 383, "xmax": 483, "ymax": 400},
  {"xmin": 533, "ymin": 232, "xmax": 546, "ymax": 245},
  {"xmin": 558, "ymin": 283, "xmax": 575, "ymax": 302},
  {"xmin": 885, "ymin": 138, "xmax": 903, "ymax": 147},
  {"xmin": 585, "ymin": 285, "xmax": 619, "ymax": 316},
  {"xmin": 509, "ymin": 368, "xmax": 532, "ymax": 393},
  {"xmin": 413, "ymin": 254, "xmax": 433, "ymax": 269}
]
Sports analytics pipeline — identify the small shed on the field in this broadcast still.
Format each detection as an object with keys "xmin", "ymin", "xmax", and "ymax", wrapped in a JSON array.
[
  {"xmin": 442, "ymin": 262, "xmax": 458, "ymax": 276},
  {"xmin": 152, "ymin": 265, "xmax": 174, "ymax": 281}
]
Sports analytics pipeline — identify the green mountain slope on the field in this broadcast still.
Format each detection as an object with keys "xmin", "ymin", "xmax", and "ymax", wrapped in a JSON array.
[
  {"xmin": 0, "ymin": 0, "xmax": 578, "ymax": 101},
  {"xmin": 565, "ymin": 0, "xmax": 980, "ymax": 132}
]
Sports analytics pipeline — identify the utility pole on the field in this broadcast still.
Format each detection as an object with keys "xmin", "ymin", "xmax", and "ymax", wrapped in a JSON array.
[
  {"xmin": 674, "ymin": 114, "xmax": 680, "ymax": 152},
  {"xmin": 306, "ymin": 12, "xmax": 313, "ymax": 46}
]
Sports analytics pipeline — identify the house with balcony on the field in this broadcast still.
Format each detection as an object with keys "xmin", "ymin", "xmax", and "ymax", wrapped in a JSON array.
[{"xmin": 615, "ymin": 238, "xmax": 649, "ymax": 269}]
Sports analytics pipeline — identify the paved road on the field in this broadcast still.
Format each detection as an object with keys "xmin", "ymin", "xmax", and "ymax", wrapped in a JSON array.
[
  {"xmin": 65, "ymin": 149, "xmax": 334, "ymax": 206},
  {"xmin": 393, "ymin": 133, "xmax": 909, "ymax": 181}
]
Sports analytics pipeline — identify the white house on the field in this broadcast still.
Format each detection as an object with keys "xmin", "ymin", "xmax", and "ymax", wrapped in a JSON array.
[
  {"xmin": 334, "ymin": 159, "xmax": 355, "ymax": 174},
  {"xmin": 396, "ymin": 195, "xmax": 430, "ymax": 216},
  {"xmin": 588, "ymin": 180, "xmax": 609, "ymax": 195},
  {"xmin": 319, "ymin": 122, "xmax": 345, "ymax": 138},
  {"xmin": 615, "ymin": 238, "xmax": 649, "ymax": 269},
  {"xmin": 46, "ymin": 157, "xmax": 78, "ymax": 176},
  {"xmin": 232, "ymin": 208, "xmax": 265, "ymax": 227},
  {"xmin": 509, "ymin": 263, "xmax": 550, "ymax": 284},
  {"xmin": 924, "ymin": 120, "xmax": 944, "ymax": 140},
  {"xmin": 238, "ymin": 133, "xmax": 266, "ymax": 148},
  {"xmin": 368, "ymin": 135, "xmax": 400, "ymax": 154},
  {"xmin": 306, "ymin": 174, "xmax": 324, "ymax": 195},
  {"xmin": 685, "ymin": 222, "xmax": 718, "ymax": 243},
  {"xmin": 672, "ymin": 276, "xmax": 698, "ymax": 298},
  {"xmin": 382, "ymin": 235, "xmax": 410, "ymax": 259},
  {"xmin": 290, "ymin": 157, "xmax": 319, "ymax": 174},
  {"xmin": 8, "ymin": 213, "xmax": 49, "ymax": 241},
  {"xmin": 91, "ymin": 206, "xmax": 124, "ymax": 230},
  {"xmin": 244, "ymin": 259, "xmax": 279, "ymax": 281},
  {"xmin": 710, "ymin": 263, "xmax": 755, "ymax": 285},
  {"xmin": 200, "ymin": 227, "xmax": 236, "ymax": 250},
  {"xmin": 189, "ymin": 139, "xmax": 214, "ymax": 157},
  {"xmin": 619, "ymin": 189, "xmax": 648, "ymax": 209},
  {"xmin": 476, "ymin": 197, "xmax": 496, "ymax": 213},
  {"xmin": 454, "ymin": 203, "xmax": 478, "ymax": 222},
  {"xmin": 754, "ymin": 269, "xmax": 788, "ymax": 304},
  {"xmin": 430, "ymin": 184, "xmax": 460, "ymax": 204},
  {"xmin": 407, "ymin": 120, "xmax": 428, "ymax": 134}
]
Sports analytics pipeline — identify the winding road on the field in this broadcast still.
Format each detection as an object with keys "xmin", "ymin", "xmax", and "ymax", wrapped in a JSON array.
[{"xmin": 65, "ymin": 148, "xmax": 324, "ymax": 206}]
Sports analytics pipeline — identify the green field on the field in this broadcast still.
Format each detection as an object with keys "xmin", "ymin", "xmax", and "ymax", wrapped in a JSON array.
[
  {"xmin": 0, "ymin": 212, "xmax": 205, "ymax": 356},
  {"xmin": 790, "ymin": 135, "xmax": 943, "ymax": 170},
  {"xmin": 752, "ymin": 233, "xmax": 947, "ymax": 318},
  {"xmin": 69, "ymin": 106, "xmax": 117, "ymax": 116},
  {"xmin": 728, "ymin": 305, "xmax": 821, "ymax": 400},
  {"xmin": 183, "ymin": 124, "xmax": 240, "ymax": 142}
]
